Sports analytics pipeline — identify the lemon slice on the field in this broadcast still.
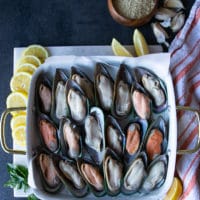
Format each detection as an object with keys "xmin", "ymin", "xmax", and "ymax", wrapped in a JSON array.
[
  {"xmin": 133, "ymin": 29, "xmax": 149, "ymax": 56},
  {"xmin": 15, "ymin": 63, "xmax": 37, "ymax": 75},
  {"xmin": 164, "ymin": 177, "xmax": 183, "ymax": 200},
  {"xmin": 16, "ymin": 55, "xmax": 41, "ymax": 68},
  {"xmin": 10, "ymin": 72, "xmax": 32, "ymax": 94},
  {"xmin": 10, "ymin": 114, "xmax": 26, "ymax": 130},
  {"xmin": 22, "ymin": 45, "xmax": 49, "ymax": 63},
  {"xmin": 111, "ymin": 38, "xmax": 133, "ymax": 57},
  {"xmin": 12, "ymin": 125, "xmax": 26, "ymax": 147},
  {"xmin": 6, "ymin": 92, "xmax": 28, "ymax": 116}
]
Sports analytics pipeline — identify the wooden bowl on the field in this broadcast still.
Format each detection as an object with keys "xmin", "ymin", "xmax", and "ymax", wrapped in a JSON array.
[{"xmin": 107, "ymin": 0, "xmax": 158, "ymax": 27}]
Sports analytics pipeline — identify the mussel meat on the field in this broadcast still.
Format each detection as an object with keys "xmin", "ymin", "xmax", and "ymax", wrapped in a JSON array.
[
  {"xmin": 53, "ymin": 156, "xmax": 88, "ymax": 197},
  {"xmin": 142, "ymin": 73, "xmax": 166, "ymax": 107},
  {"xmin": 51, "ymin": 69, "xmax": 68, "ymax": 122},
  {"xmin": 81, "ymin": 163, "xmax": 104, "ymax": 191},
  {"xmin": 95, "ymin": 63, "xmax": 114, "ymax": 111},
  {"xmin": 59, "ymin": 160, "xmax": 85, "ymax": 189},
  {"xmin": 126, "ymin": 123, "xmax": 141, "ymax": 155},
  {"xmin": 104, "ymin": 155, "xmax": 123, "ymax": 194},
  {"xmin": 114, "ymin": 64, "xmax": 133, "ymax": 118},
  {"xmin": 84, "ymin": 115, "xmax": 103, "ymax": 152},
  {"xmin": 132, "ymin": 90, "xmax": 151, "ymax": 120},
  {"xmin": 39, "ymin": 83, "xmax": 52, "ymax": 114},
  {"xmin": 71, "ymin": 67, "xmax": 94, "ymax": 103},
  {"xmin": 106, "ymin": 125, "xmax": 123, "ymax": 156},
  {"xmin": 141, "ymin": 156, "xmax": 167, "ymax": 192},
  {"xmin": 115, "ymin": 80, "xmax": 132, "ymax": 116},
  {"xmin": 96, "ymin": 74, "xmax": 113, "ymax": 111},
  {"xmin": 39, "ymin": 117, "xmax": 58, "ymax": 153},
  {"xmin": 38, "ymin": 153, "xmax": 61, "ymax": 191},
  {"xmin": 67, "ymin": 88, "xmax": 87, "ymax": 123},
  {"xmin": 55, "ymin": 81, "xmax": 68, "ymax": 119},
  {"xmin": 146, "ymin": 129, "xmax": 163, "ymax": 161},
  {"xmin": 63, "ymin": 119, "xmax": 81, "ymax": 159},
  {"xmin": 123, "ymin": 157, "xmax": 146, "ymax": 193}
]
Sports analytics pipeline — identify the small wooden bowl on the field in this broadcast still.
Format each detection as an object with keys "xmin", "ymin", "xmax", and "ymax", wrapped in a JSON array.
[{"xmin": 107, "ymin": 0, "xmax": 158, "ymax": 27}]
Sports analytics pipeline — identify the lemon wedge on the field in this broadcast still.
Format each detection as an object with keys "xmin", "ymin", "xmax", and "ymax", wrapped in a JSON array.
[
  {"xmin": 164, "ymin": 177, "xmax": 183, "ymax": 200},
  {"xmin": 15, "ymin": 63, "xmax": 37, "ymax": 74},
  {"xmin": 10, "ymin": 72, "xmax": 32, "ymax": 94},
  {"xmin": 22, "ymin": 45, "xmax": 49, "ymax": 63},
  {"xmin": 10, "ymin": 114, "xmax": 26, "ymax": 130},
  {"xmin": 16, "ymin": 55, "xmax": 41, "ymax": 68},
  {"xmin": 6, "ymin": 92, "xmax": 27, "ymax": 116},
  {"xmin": 111, "ymin": 38, "xmax": 133, "ymax": 57},
  {"xmin": 12, "ymin": 125, "xmax": 26, "ymax": 147},
  {"xmin": 133, "ymin": 29, "xmax": 149, "ymax": 56}
]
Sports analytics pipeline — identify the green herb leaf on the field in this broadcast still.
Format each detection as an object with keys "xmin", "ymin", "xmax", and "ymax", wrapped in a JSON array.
[
  {"xmin": 7, "ymin": 163, "xmax": 15, "ymax": 174},
  {"xmin": 28, "ymin": 193, "xmax": 39, "ymax": 200},
  {"xmin": 4, "ymin": 163, "xmax": 29, "ymax": 192}
]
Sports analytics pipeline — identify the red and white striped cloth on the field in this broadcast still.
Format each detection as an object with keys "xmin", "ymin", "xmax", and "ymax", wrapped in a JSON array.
[{"xmin": 169, "ymin": 0, "xmax": 200, "ymax": 199}]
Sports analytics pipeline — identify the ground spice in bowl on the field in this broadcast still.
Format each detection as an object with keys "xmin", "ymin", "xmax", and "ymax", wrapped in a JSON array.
[
  {"xmin": 108, "ymin": 0, "xmax": 158, "ymax": 26},
  {"xmin": 113, "ymin": 0, "xmax": 156, "ymax": 19}
]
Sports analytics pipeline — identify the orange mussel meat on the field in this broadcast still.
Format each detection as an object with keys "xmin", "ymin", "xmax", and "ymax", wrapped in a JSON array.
[
  {"xmin": 146, "ymin": 129, "xmax": 163, "ymax": 160},
  {"xmin": 39, "ymin": 119, "xmax": 58, "ymax": 152},
  {"xmin": 126, "ymin": 123, "xmax": 141, "ymax": 155}
]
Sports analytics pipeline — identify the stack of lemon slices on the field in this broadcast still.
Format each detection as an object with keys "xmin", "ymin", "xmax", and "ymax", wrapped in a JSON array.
[
  {"xmin": 111, "ymin": 29, "xmax": 149, "ymax": 57},
  {"xmin": 6, "ymin": 45, "xmax": 49, "ymax": 147}
]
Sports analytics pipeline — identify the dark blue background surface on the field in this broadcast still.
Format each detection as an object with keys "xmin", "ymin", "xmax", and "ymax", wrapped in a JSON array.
[{"xmin": 0, "ymin": 0, "xmax": 195, "ymax": 199}]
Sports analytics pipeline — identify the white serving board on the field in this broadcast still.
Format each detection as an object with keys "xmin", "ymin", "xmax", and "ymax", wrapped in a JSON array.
[{"xmin": 13, "ymin": 45, "xmax": 162, "ymax": 198}]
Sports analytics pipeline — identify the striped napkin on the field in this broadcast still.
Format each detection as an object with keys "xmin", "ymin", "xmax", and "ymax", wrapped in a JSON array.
[{"xmin": 169, "ymin": 0, "xmax": 200, "ymax": 199}]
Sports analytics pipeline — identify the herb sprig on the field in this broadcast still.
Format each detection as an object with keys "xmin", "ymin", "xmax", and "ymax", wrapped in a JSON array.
[
  {"xmin": 4, "ymin": 163, "xmax": 29, "ymax": 192},
  {"xmin": 4, "ymin": 163, "xmax": 39, "ymax": 200}
]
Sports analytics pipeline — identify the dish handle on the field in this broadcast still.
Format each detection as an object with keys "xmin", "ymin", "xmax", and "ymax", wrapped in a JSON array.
[
  {"xmin": 176, "ymin": 106, "xmax": 200, "ymax": 155},
  {"xmin": 0, "ymin": 107, "xmax": 26, "ymax": 155}
]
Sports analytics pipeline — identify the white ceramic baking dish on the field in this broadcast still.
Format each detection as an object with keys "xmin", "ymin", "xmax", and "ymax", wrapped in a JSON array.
[{"xmin": 1, "ymin": 53, "xmax": 200, "ymax": 200}]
